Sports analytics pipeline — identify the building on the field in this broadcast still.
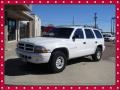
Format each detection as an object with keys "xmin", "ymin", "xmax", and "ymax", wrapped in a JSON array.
[
  {"xmin": 4, "ymin": 4, "xmax": 34, "ymax": 49},
  {"xmin": 31, "ymin": 14, "xmax": 41, "ymax": 37}
]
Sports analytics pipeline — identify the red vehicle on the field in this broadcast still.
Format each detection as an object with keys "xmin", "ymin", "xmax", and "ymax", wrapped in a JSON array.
[{"xmin": 44, "ymin": 25, "xmax": 55, "ymax": 32}]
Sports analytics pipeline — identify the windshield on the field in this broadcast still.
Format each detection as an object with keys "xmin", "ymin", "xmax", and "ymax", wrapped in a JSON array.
[{"xmin": 42, "ymin": 28, "xmax": 73, "ymax": 38}]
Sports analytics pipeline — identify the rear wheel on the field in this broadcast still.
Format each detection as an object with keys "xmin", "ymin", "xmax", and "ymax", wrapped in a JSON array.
[
  {"xmin": 92, "ymin": 47, "xmax": 102, "ymax": 61},
  {"xmin": 49, "ymin": 51, "xmax": 67, "ymax": 73}
]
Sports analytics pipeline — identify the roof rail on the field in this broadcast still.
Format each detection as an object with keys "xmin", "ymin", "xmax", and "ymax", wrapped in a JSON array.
[{"xmin": 57, "ymin": 25, "xmax": 100, "ymax": 29}]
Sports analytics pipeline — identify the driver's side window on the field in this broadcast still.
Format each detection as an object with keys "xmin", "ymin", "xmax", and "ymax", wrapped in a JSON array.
[{"xmin": 74, "ymin": 29, "xmax": 84, "ymax": 39}]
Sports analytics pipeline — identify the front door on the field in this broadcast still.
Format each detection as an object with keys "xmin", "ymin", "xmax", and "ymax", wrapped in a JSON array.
[{"xmin": 70, "ymin": 28, "xmax": 87, "ymax": 58}]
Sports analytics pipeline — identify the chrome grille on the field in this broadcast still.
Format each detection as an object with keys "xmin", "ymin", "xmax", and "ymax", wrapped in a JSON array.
[
  {"xmin": 18, "ymin": 43, "xmax": 25, "ymax": 49},
  {"xmin": 18, "ymin": 42, "xmax": 34, "ymax": 52}
]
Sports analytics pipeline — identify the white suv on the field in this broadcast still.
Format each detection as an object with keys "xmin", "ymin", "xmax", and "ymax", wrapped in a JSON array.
[{"xmin": 16, "ymin": 25, "xmax": 105, "ymax": 73}]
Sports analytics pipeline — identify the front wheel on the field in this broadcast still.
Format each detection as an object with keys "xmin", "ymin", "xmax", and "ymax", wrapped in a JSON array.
[
  {"xmin": 49, "ymin": 51, "xmax": 67, "ymax": 73},
  {"xmin": 92, "ymin": 47, "xmax": 102, "ymax": 61}
]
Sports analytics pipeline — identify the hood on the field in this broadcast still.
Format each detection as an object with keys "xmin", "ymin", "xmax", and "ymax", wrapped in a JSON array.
[{"xmin": 19, "ymin": 37, "xmax": 68, "ymax": 46}]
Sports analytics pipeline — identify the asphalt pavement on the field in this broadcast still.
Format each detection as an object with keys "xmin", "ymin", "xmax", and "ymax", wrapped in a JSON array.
[{"xmin": 5, "ymin": 42, "xmax": 115, "ymax": 85}]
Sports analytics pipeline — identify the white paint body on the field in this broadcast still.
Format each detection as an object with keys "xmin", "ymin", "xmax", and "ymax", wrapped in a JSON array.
[{"xmin": 16, "ymin": 26, "xmax": 105, "ymax": 64}]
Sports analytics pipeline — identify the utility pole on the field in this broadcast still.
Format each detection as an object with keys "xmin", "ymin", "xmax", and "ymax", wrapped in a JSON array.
[
  {"xmin": 111, "ymin": 17, "xmax": 112, "ymax": 34},
  {"xmin": 112, "ymin": 17, "xmax": 115, "ymax": 35},
  {"xmin": 94, "ymin": 13, "xmax": 97, "ymax": 28},
  {"xmin": 72, "ymin": 16, "xmax": 74, "ymax": 26},
  {"xmin": 111, "ymin": 17, "xmax": 115, "ymax": 35}
]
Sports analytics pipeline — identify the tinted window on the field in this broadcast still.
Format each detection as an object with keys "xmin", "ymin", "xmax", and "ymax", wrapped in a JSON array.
[
  {"xmin": 84, "ymin": 29, "xmax": 95, "ymax": 38},
  {"xmin": 42, "ymin": 28, "xmax": 73, "ymax": 38},
  {"xmin": 74, "ymin": 29, "xmax": 84, "ymax": 39},
  {"xmin": 94, "ymin": 30, "xmax": 102, "ymax": 38}
]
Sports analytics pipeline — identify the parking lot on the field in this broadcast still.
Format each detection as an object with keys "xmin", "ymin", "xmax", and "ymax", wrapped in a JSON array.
[{"xmin": 5, "ymin": 42, "xmax": 115, "ymax": 85}]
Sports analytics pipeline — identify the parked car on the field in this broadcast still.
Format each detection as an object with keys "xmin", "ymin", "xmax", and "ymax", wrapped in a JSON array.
[
  {"xmin": 103, "ymin": 34, "xmax": 115, "ymax": 42},
  {"xmin": 16, "ymin": 25, "xmax": 105, "ymax": 73}
]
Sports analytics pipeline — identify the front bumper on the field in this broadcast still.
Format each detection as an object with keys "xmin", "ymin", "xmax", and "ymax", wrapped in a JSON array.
[{"xmin": 16, "ymin": 48, "xmax": 51, "ymax": 64}]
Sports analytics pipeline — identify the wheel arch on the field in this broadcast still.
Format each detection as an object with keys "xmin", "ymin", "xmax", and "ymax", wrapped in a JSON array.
[
  {"xmin": 97, "ymin": 45, "xmax": 103, "ymax": 51},
  {"xmin": 51, "ymin": 47, "xmax": 69, "ymax": 60}
]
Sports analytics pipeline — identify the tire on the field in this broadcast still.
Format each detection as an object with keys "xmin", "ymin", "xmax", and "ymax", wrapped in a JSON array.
[
  {"xmin": 92, "ymin": 47, "xmax": 102, "ymax": 61},
  {"xmin": 26, "ymin": 62, "xmax": 35, "ymax": 66},
  {"xmin": 49, "ymin": 51, "xmax": 67, "ymax": 73}
]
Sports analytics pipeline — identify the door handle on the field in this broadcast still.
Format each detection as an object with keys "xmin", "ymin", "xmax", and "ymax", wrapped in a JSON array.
[
  {"xmin": 83, "ymin": 42, "xmax": 86, "ymax": 44},
  {"xmin": 95, "ymin": 41, "xmax": 97, "ymax": 44}
]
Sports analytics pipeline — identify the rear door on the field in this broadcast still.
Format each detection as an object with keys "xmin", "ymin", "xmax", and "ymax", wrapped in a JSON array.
[
  {"xmin": 93, "ymin": 29, "xmax": 104, "ymax": 51},
  {"xmin": 84, "ymin": 28, "xmax": 96, "ymax": 55}
]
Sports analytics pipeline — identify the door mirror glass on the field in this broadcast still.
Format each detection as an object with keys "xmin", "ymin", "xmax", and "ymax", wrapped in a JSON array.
[{"xmin": 72, "ymin": 35, "xmax": 76, "ymax": 41}]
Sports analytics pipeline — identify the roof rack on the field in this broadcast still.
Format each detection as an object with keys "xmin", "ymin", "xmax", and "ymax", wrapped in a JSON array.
[
  {"xmin": 83, "ymin": 25, "xmax": 95, "ymax": 28},
  {"xmin": 73, "ymin": 25, "xmax": 99, "ymax": 29},
  {"xmin": 57, "ymin": 24, "xmax": 100, "ymax": 29},
  {"xmin": 62, "ymin": 24, "xmax": 95, "ymax": 27}
]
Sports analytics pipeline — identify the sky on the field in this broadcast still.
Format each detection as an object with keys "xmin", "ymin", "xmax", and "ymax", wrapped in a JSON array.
[{"xmin": 32, "ymin": 4, "xmax": 115, "ymax": 32}]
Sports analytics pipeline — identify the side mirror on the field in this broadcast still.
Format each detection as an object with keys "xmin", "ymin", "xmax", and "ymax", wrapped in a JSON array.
[{"xmin": 72, "ymin": 35, "xmax": 76, "ymax": 42}]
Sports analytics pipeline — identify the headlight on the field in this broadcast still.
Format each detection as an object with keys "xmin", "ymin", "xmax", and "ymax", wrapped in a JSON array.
[{"xmin": 34, "ymin": 46, "xmax": 50, "ymax": 53}]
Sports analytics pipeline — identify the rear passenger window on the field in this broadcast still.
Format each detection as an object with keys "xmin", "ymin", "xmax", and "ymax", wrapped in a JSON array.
[
  {"xmin": 94, "ymin": 30, "xmax": 102, "ymax": 38},
  {"xmin": 84, "ymin": 29, "xmax": 95, "ymax": 38},
  {"xmin": 74, "ymin": 29, "xmax": 84, "ymax": 39}
]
